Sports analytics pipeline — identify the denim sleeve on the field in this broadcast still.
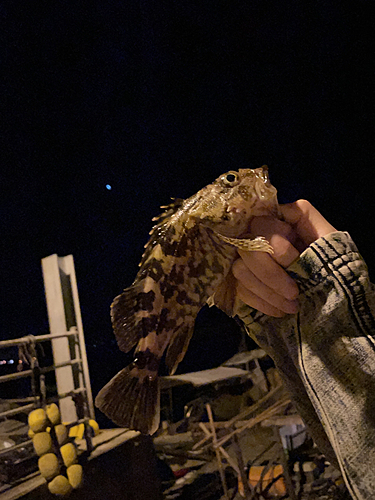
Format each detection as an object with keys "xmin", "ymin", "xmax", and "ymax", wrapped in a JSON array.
[{"xmin": 236, "ymin": 231, "xmax": 375, "ymax": 500}]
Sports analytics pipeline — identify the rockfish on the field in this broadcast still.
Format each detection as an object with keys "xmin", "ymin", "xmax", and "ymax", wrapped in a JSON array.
[{"xmin": 95, "ymin": 167, "xmax": 280, "ymax": 433}]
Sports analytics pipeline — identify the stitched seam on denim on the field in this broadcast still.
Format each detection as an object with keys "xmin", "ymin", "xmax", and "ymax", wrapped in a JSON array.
[
  {"xmin": 314, "ymin": 239, "xmax": 375, "ymax": 351},
  {"xmin": 296, "ymin": 311, "xmax": 357, "ymax": 498},
  {"xmin": 310, "ymin": 243, "xmax": 367, "ymax": 337}
]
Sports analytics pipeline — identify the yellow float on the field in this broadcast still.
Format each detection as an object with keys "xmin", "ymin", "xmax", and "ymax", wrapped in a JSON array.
[
  {"xmin": 48, "ymin": 475, "xmax": 73, "ymax": 496},
  {"xmin": 28, "ymin": 408, "xmax": 48, "ymax": 433},
  {"xmin": 46, "ymin": 403, "xmax": 61, "ymax": 426},
  {"xmin": 32, "ymin": 432, "xmax": 52, "ymax": 456},
  {"xmin": 38, "ymin": 453, "xmax": 60, "ymax": 480},
  {"xmin": 67, "ymin": 464, "xmax": 83, "ymax": 489},
  {"xmin": 60, "ymin": 442, "xmax": 78, "ymax": 468}
]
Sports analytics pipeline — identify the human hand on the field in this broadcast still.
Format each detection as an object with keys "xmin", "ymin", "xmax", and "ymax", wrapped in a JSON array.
[{"xmin": 232, "ymin": 200, "xmax": 336, "ymax": 317}]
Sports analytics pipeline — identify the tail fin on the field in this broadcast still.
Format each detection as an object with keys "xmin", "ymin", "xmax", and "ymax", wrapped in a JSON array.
[{"xmin": 95, "ymin": 366, "xmax": 160, "ymax": 434}]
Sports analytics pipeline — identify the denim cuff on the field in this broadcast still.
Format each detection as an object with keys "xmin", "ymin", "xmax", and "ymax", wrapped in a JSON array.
[{"xmin": 287, "ymin": 231, "xmax": 366, "ymax": 289}]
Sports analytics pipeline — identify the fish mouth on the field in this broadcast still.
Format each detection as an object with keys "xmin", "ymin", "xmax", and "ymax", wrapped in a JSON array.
[
  {"xmin": 252, "ymin": 177, "xmax": 280, "ymax": 217},
  {"xmin": 255, "ymin": 177, "xmax": 276, "ymax": 201}
]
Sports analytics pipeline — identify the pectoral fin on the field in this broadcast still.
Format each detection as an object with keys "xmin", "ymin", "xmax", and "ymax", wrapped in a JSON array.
[
  {"xmin": 207, "ymin": 270, "xmax": 241, "ymax": 317},
  {"xmin": 215, "ymin": 233, "xmax": 274, "ymax": 254}
]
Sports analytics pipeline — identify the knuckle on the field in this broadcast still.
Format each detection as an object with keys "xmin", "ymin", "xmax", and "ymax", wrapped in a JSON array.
[
  {"xmin": 269, "ymin": 234, "xmax": 292, "ymax": 261},
  {"xmin": 232, "ymin": 258, "xmax": 246, "ymax": 280},
  {"xmin": 275, "ymin": 247, "xmax": 291, "ymax": 266},
  {"xmin": 257, "ymin": 266, "xmax": 275, "ymax": 284}
]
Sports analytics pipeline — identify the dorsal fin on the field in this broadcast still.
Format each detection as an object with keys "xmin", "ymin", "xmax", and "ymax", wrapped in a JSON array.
[
  {"xmin": 137, "ymin": 198, "xmax": 185, "ymax": 271},
  {"xmin": 112, "ymin": 197, "xmax": 190, "ymax": 352},
  {"xmin": 151, "ymin": 198, "xmax": 184, "ymax": 226}
]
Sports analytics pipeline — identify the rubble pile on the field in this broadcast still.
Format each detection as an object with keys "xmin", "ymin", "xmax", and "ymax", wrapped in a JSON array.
[{"xmin": 152, "ymin": 353, "xmax": 350, "ymax": 500}]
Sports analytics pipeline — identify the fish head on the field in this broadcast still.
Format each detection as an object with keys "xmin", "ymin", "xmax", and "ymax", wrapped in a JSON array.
[{"xmin": 189, "ymin": 166, "xmax": 280, "ymax": 237}]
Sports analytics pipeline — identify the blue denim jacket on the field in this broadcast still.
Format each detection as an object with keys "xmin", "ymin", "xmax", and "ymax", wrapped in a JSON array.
[{"xmin": 237, "ymin": 231, "xmax": 375, "ymax": 500}]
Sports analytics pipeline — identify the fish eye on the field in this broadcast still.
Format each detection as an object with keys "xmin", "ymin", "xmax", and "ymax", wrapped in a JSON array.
[{"xmin": 222, "ymin": 171, "xmax": 239, "ymax": 186}]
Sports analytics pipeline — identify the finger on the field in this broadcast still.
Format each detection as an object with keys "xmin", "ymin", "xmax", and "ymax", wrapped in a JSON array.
[
  {"xmin": 233, "ymin": 260, "xmax": 299, "ymax": 315},
  {"xmin": 236, "ymin": 250, "xmax": 299, "ymax": 301},
  {"xmin": 236, "ymin": 282, "xmax": 286, "ymax": 317},
  {"xmin": 281, "ymin": 200, "xmax": 336, "ymax": 247},
  {"xmin": 249, "ymin": 216, "xmax": 300, "ymax": 268}
]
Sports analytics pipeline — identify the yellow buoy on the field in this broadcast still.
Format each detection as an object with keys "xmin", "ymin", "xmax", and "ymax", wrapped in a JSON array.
[
  {"xmin": 28, "ymin": 408, "xmax": 48, "ymax": 433},
  {"xmin": 55, "ymin": 424, "xmax": 68, "ymax": 446},
  {"xmin": 67, "ymin": 464, "xmax": 83, "ymax": 489},
  {"xmin": 60, "ymin": 442, "xmax": 78, "ymax": 467},
  {"xmin": 69, "ymin": 423, "xmax": 84, "ymax": 440},
  {"xmin": 33, "ymin": 432, "xmax": 52, "ymax": 456},
  {"xmin": 48, "ymin": 475, "xmax": 73, "ymax": 496},
  {"xmin": 38, "ymin": 453, "xmax": 60, "ymax": 480},
  {"xmin": 88, "ymin": 419, "xmax": 99, "ymax": 436},
  {"xmin": 46, "ymin": 403, "xmax": 61, "ymax": 426},
  {"xmin": 68, "ymin": 425, "xmax": 77, "ymax": 438}
]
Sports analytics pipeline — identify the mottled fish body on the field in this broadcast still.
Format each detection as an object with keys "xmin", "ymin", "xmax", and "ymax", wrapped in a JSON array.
[{"xmin": 96, "ymin": 167, "xmax": 279, "ymax": 433}]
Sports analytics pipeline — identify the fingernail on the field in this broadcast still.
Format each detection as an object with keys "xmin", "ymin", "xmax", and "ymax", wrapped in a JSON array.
[
  {"xmin": 286, "ymin": 285, "xmax": 299, "ymax": 301},
  {"xmin": 287, "ymin": 299, "xmax": 299, "ymax": 314}
]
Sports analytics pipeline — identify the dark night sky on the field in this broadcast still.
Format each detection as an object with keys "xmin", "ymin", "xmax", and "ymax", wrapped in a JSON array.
[{"xmin": 1, "ymin": 2, "xmax": 375, "ymax": 396}]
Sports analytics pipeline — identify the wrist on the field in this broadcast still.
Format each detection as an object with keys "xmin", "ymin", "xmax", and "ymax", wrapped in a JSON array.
[{"xmin": 287, "ymin": 231, "xmax": 360, "ymax": 285}]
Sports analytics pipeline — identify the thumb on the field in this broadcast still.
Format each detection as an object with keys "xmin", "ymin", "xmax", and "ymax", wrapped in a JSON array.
[{"xmin": 280, "ymin": 200, "xmax": 336, "ymax": 246}]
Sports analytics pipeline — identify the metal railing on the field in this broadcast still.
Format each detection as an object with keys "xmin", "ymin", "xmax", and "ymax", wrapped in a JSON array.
[{"xmin": 0, "ymin": 328, "xmax": 94, "ymax": 461}]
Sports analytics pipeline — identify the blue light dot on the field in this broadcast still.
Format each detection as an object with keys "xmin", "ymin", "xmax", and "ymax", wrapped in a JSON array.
[{"xmin": 106, "ymin": 184, "xmax": 112, "ymax": 190}]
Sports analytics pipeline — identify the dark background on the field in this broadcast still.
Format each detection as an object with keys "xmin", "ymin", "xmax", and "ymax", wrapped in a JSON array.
[{"xmin": 1, "ymin": 1, "xmax": 374, "ymax": 401}]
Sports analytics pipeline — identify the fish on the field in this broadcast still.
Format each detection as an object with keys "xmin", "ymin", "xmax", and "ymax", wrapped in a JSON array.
[{"xmin": 95, "ymin": 166, "xmax": 280, "ymax": 433}]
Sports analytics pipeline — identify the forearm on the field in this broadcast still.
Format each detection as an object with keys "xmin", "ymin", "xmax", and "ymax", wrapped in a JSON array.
[{"xmin": 237, "ymin": 231, "xmax": 375, "ymax": 500}]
